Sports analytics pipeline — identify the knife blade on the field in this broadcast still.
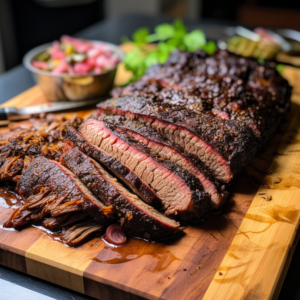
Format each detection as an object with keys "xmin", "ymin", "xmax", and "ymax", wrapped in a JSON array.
[{"xmin": 0, "ymin": 97, "xmax": 104, "ymax": 121}]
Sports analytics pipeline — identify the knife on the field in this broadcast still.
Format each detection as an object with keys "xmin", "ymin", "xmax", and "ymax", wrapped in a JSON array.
[{"xmin": 0, "ymin": 97, "xmax": 104, "ymax": 121}]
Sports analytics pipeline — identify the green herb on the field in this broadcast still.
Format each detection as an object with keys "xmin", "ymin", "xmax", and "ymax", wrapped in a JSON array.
[
  {"xmin": 183, "ymin": 30, "xmax": 206, "ymax": 52},
  {"xmin": 257, "ymin": 57, "xmax": 264, "ymax": 64},
  {"xmin": 276, "ymin": 64, "xmax": 285, "ymax": 75},
  {"xmin": 122, "ymin": 19, "xmax": 216, "ymax": 84},
  {"xmin": 133, "ymin": 27, "xmax": 150, "ymax": 45},
  {"xmin": 147, "ymin": 23, "xmax": 175, "ymax": 43}
]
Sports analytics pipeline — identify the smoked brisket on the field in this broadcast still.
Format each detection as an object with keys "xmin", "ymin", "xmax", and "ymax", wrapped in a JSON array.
[{"xmin": 0, "ymin": 49, "xmax": 292, "ymax": 245}]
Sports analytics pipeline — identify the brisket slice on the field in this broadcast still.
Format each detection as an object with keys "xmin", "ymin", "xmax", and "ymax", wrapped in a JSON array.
[
  {"xmin": 4, "ymin": 156, "xmax": 111, "ymax": 228},
  {"xmin": 97, "ymin": 95, "xmax": 257, "ymax": 182},
  {"xmin": 65, "ymin": 126, "xmax": 162, "ymax": 208},
  {"xmin": 61, "ymin": 147, "xmax": 181, "ymax": 240},
  {"xmin": 79, "ymin": 118, "xmax": 211, "ymax": 220},
  {"xmin": 107, "ymin": 116, "xmax": 227, "ymax": 208}
]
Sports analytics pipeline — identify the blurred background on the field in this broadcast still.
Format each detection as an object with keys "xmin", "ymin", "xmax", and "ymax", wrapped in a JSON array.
[{"xmin": 0, "ymin": 0, "xmax": 300, "ymax": 74}]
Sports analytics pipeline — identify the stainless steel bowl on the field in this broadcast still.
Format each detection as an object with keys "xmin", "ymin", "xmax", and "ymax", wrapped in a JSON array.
[{"xmin": 23, "ymin": 41, "xmax": 124, "ymax": 102}]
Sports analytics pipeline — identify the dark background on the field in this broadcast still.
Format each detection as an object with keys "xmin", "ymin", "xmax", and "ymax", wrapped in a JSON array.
[{"xmin": 0, "ymin": 0, "xmax": 300, "ymax": 72}]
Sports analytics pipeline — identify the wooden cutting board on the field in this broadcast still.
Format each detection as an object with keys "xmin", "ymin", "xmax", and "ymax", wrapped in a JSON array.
[{"xmin": 1, "ymin": 65, "xmax": 300, "ymax": 300}]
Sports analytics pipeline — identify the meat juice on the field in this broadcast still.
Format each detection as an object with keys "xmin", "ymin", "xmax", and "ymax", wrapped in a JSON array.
[
  {"xmin": 92, "ymin": 237, "xmax": 181, "ymax": 272},
  {"xmin": 0, "ymin": 187, "xmax": 23, "ymax": 209},
  {"xmin": 0, "ymin": 187, "xmax": 23, "ymax": 231}
]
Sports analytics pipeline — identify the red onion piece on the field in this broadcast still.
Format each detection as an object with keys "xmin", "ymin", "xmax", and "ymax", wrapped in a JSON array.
[{"xmin": 105, "ymin": 224, "xmax": 127, "ymax": 246}]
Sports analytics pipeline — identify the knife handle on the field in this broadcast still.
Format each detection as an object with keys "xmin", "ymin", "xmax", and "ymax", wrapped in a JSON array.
[{"xmin": 0, "ymin": 108, "xmax": 8, "ymax": 121}]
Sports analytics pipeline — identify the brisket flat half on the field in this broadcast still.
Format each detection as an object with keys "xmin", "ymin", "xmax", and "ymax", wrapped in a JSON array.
[
  {"xmin": 106, "ymin": 115, "xmax": 227, "ymax": 208},
  {"xmin": 65, "ymin": 126, "xmax": 162, "ymax": 208},
  {"xmin": 79, "ymin": 118, "xmax": 211, "ymax": 220},
  {"xmin": 61, "ymin": 147, "xmax": 181, "ymax": 240},
  {"xmin": 5, "ymin": 156, "xmax": 111, "ymax": 228},
  {"xmin": 97, "ymin": 95, "xmax": 257, "ymax": 182}
]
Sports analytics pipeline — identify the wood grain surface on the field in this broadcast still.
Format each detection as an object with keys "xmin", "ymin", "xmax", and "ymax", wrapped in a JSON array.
[{"xmin": 0, "ymin": 66, "xmax": 300, "ymax": 300}]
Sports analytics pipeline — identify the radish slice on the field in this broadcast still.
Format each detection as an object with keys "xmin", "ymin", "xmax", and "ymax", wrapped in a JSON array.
[
  {"xmin": 52, "ymin": 60, "xmax": 68, "ymax": 74},
  {"xmin": 74, "ymin": 62, "xmax": 91, "ymax": 74},
  {"xmin": 32, "ymin": 61, "xmax": 49, "ymax": 70},
  {"xmin": 94, "ymin": 67, "xmax": 103, "ymax": 74},
  {"xmin": 105, "ymin": 224, "xmax": 127, "ymax": 245}
]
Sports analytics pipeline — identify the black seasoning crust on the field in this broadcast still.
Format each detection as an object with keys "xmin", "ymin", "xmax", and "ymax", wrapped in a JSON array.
[
  {"xmin": 111, "ymin": 49, "xmax": 254, "ymax": 99},
  {"xmin": 61, "ymin": 147, "xmax": 181, "ymax": 241},
  {"xmin": 112, "ymin": 50, "xmax": 289, "ymax": 103},
  {"xmin": 18, "ymin": 157, "xmax": 108, "ymax": 219},
  {"xmin": 109, "ymin": 49, "xmax": 291, "ymax": 144},
  {"xmin": 101, "ymin": 49, "xmax": 291, "ymax": 184},
  {"xmin": 113, "ymin": 195, "xmax": 181, "ymax": 241},
  {"xmin": 65, "ymin": 126, "xmax": 163, "ymax": 208},
  {"xmin": 158, "ymin": 109, "xmax": 258, "ymax": 176},
  {"xmin": 61, "ymin": 147, "xmax": 120, "ymax": 206},
  {"xmin": 101, "ymin": 119, "xmax": 212, "ymax": 220}
]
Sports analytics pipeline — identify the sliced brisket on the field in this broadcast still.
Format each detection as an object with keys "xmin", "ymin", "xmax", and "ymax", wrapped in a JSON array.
[
  {"xmin": 61, "ymin": 147, "xmax": 181, "ymax": 240},
  {"xmin": 0, "ymin": 49, "xmax": 292, "ymax": 245},
  {"xmin": 79, "ymin": 118, "xmax": 211, "ymax": 220},
  {"xmin": 97, "ymin": 95, "xmax": 257, "ymax": 182},
  {"xmin": 107, "ymin": 116, "xmax": 227, "ymax": 208},
  {"xmin": 65, "ymin": 126, "xmax": 162, "ymax": 208},
  {"xmin": 4, "ymin": 156, "xmax": 111, "ymax": 228}
]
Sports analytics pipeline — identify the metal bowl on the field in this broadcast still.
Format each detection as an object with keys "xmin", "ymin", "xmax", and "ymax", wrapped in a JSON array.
[{"xmin": 23, "ymin": 41, "xmax": 124, "ymax": 102}]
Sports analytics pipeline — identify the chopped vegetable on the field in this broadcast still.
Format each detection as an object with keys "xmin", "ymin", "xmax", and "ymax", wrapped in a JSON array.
[
  {"xmin": 32, "ymin": 36, "xmax": 120, "ymax": 75},
  {"xmin": 276, "ymin": 64, "xmax": 285, "ymax": 75},
  {"xmin": 32, "ymin": 61, "xmax": 49, "ymax": 70},
  {"xmin": 105, "ymin": 224, "xmax": 127, "ymax": 245},
  {"xmin": 122, "ymin": 19, "xmax": 216, "ymax": 83}
]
